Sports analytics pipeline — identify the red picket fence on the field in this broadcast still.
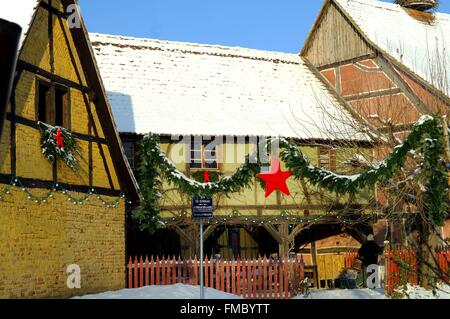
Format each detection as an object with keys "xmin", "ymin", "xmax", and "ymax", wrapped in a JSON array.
[
  {"xmin": 127, "ymin": 255, "xmax": 305, "ymax": 299},
  {"xmin": 386, "ymin": 246, "xmax": 449, "ymax": 294},
  {"xmin": 344, "ymin": 252, "xmax": 358, "ymax": 269}
]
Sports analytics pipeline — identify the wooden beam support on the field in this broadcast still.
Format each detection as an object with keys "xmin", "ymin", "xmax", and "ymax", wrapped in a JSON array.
[
  {"xmin": 263, "ymin": 224, "xmax": 283, "ymax": 244},
  {"xmin": 203, "ymin": 224, "xmax": 218, "ymax": 241},
  {"xmin": 173, "ymin": 225, "xmax": 196, "ymax": 248},
  {"xmin": 278, "ymin": 224, "xmax": 290, "ymax": 257},
  {"xmin": 6, "ymin": 113, "xmax": 107, "ymax": 144},
  {"xmin": 288, "ymin": 223, "xmax": 307, "ymax": 243},
  {"xmin": 160, "ymin": 203, "xmax": 368, "ymax": 212},
  {"xmin": 0, "ymin": 173, "xmax": 122, "ymax": 196},
  {"xmin": 344, "ymin": 87, "xmax": 402, "ymax": 102},
  {"xmin": 17, "ymin": 60, "xmax": 91, "ymax": 94},
  {"xmin": 374, "ymin": 55, "xmax": 430, "ymax": 115},
  {"xmin": 316, "ymin": 54, "xmax": 377, "ymax": 71}
]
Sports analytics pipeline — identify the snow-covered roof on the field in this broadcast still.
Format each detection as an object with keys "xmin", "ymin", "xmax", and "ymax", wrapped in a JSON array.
[
  {"xmin": 335, "ymin": 0, "xmax": 450, "ymax": 96},
  {"xmin": 0, "ymin": 0, "xmax": 39, "ymax": 51},
  {"xmin": 90, "ymin": 33, "xmax": 367, "ymax": 141}
]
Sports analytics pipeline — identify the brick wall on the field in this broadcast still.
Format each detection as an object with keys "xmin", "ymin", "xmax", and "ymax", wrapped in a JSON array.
[
  {"xmin": 0, "ymin": 186, "xmax": 126, "ymax": 298},
  {"xmin": 0, "ymin": 0, "xmax": 128, "ymax": 298}
]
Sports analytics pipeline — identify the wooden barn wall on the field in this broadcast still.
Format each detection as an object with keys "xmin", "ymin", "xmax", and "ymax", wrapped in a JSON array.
[{"xmin": 303, "ymin": 2, "xmax": 373, "ymax": 68}]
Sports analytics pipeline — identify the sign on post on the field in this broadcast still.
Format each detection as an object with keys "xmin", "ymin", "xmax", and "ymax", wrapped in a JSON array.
[
  {"xmin": 192, "ymin": 196, "xmax": 213, "ymax": 300},
  {"xmin": 192, "ymin": 197, "xmax": 213, "ymax": 220}
]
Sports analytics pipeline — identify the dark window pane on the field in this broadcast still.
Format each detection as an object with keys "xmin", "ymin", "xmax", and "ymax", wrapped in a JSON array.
[
  {"xmin": 123, "ymin": 142, "xmax": 135, "ymax": 170},
  {"xmin": 55, "ymin": 86, "xmax": 68, "ymax": 128},
  {"xmin": 38, "ymin": 83, "xmax": 51, "ymax": 123}
]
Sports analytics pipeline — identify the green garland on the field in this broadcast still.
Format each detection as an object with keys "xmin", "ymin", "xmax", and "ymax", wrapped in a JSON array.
[
  {"xmin": 39, "ymin": 122, "xmax": 80, "ymax": 170},
  {"xmin": 0, "ymin": 177, "xmax": 130, "ymax": 208},
  {"xmin": 131, "ymin": 134, "xmax": 164, "ymax": 234},
  {"xmin": 140, "ymin": 134, "xmax": 261, "ymax": 198},
  {"xmin": 134, "ymin": 115, "xmax": 448, "ymax": 231},
  {"xmin": 280, "ymin": 115, "xmax": 448, "ymax": 226}
]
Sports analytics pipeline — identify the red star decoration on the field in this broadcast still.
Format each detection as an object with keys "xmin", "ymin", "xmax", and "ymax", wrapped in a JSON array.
[
  {"xmin": 257, "ymin": 159, "xmax": 293, "ymax": 198},
  {"xmin": 53, "ymin": 129, "xmax": 65, "ymax": 149},
  {"xmin": 203, "ymin": 171, "xmax": 211, "ymax": 183}
]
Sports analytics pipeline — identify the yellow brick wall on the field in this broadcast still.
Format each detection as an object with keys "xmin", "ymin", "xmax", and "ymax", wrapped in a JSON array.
[
  {"xmin": 0, "ymin": 0, "xmax": 129, "ymax": 298},
  {"xmin": 16, "ymin": 125, "xmax": 53, "ymax": 181},
  {"xmin": 0, "ymin": 185, "xmax": 126, "ymax": 299},
  {"xmin": 0, "ymin": 121, "xmax": 11, "ymax": 175},
  {"xmin": 0, "ymin": 0, "xmax": 115, "ymax": 186}
]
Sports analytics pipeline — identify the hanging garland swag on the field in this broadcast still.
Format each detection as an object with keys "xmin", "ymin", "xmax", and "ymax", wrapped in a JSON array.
[{"xmin": 136, "ymin": 115, "xmax": 448, "ymax": 228}]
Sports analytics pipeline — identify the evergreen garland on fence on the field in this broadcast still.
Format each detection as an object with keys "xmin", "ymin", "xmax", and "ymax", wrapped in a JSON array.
[{"xmin": 134, "ymin": 115, "xmax": 448, "ymax": 232}]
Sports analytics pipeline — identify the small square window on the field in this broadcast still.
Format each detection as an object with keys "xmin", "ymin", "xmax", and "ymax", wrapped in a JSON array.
[{"xmin": 189, "ymin": 138, "xmax": 218, "ymax": 169}]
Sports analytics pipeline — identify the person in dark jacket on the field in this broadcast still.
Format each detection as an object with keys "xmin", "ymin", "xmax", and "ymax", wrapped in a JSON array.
[{"xmin": 358, "ymin": 234, "xmax": 383, "ymax": 287}]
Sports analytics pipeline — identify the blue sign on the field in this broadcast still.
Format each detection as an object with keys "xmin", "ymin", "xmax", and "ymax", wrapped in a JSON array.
[{"xmin": 192, "ymin": 197, "xmax": 213, "ymax": 219}]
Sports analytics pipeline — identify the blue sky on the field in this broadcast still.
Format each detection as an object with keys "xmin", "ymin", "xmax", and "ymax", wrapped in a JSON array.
[{"xmin": 79, "ymin": 0, "xmax": 450, "ymax": 53}]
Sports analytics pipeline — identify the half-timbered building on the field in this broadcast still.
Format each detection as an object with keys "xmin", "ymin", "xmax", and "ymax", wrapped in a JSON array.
[{"xmin": 0, "ymin": 0, "xmax": 140, "ymax": 298}]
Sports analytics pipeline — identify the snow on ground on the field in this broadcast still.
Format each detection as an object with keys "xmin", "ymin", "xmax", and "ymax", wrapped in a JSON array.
[
  {"xmin": 296, "ymin": 288, "xmax": 387, "ymax": 300},
  {"xmin": 297, "ymin": 284, "xmax": 450, "ymax": 299},
  {"xmin": 74, "ymin": 284, "xmax": 450, "ymax": 300},
  {"xmin": 74, "ymin": 284, "xmax": 242, "ymax": 299},
  {"xmin": 395, "ymin": 283, "xmax": 450, "ymax": 299}
]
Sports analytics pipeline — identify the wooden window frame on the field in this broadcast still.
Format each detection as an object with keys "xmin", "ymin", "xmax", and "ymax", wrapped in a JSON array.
[
  {"xmin": 190, "ymin": 139, "xmax": 219, "ymax": 171},
  {"xmin": 35, "ymin": 78, "xmax": 53, "ymax": 124},
  {"xmin": 318, "ymin": 146, "xmax": 336, "ymax": 171},
  {"xmin": 122, "ymin": 140, "xmax": 136, "ymax": 171},
  {"xmin": 54, "ymin": 83, "xmax": 71, "ymax": 130},
  {"xmin": 35, "ymin": 76, "xmax": 71, "ymax": 130}
]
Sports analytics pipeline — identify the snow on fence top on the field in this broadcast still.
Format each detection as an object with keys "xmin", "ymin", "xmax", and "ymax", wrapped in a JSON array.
[
  {"xmin": 0, "ymin": 1, "xmax": 39, "ymax": 52},
  {"xmin": 335, "ymin": 0, "xmax": 450, "ymax": 96},
  {"xmin": 90, "ymin": 33, "xmax": 367, "ymax": 141}
]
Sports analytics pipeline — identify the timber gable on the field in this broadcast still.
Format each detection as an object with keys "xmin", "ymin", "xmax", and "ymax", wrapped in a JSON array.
[{"xmin": 0, "ymin": 0, "xmax": 140, "ymax": 201}]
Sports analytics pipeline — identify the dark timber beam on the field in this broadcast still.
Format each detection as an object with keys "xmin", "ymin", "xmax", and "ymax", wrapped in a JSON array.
[
  {"xmin": 375, "ymin": 55, "xmax": 430, "ymax": 115},
  {"xmin": 344, "ymin": 87, "xmax": 402, "ymax": 102},
  {"xmin": 0, "ymin": 173, "xmax": 122, "ymax": 197},
  {"xmin": 17, "ymin": 60, "xmax": 91, "ymax": 94},
  {"xmin": 203, "ymin": 225, "xmax": 218, "ymax": 241},
  {"xmin": 263, "ymin": 224, "xmax": 283, "ymax": 244}
]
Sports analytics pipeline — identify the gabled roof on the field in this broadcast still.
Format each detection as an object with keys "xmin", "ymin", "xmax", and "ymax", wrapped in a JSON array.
[
  {"xmin": 90, "ymin": 33, "xmax": 368, "ymax": 141},
  {"xmin": 0, "ymin": 0, "xmax": 39, "ymax": 52},
  {"xmin": 333, "ymin": 0, "xmax": 450, "ymax": 97},
  {"xmin": 0, "ymin": 1, "xmax": 141, "ymax": 202}
]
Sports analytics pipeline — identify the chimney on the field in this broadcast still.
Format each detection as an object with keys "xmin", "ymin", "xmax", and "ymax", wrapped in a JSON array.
[{"xmin": 395, "ymin": 0, "xmax": 438, "ymax": 11}]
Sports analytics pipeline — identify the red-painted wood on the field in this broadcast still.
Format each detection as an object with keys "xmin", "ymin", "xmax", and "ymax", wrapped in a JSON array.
[
  {"xmin": 237, "ymin": 258, "xmax": 241, "ymax": 297},
  {"xmin": 128, "ymin": 257, "xmax": 132, "ymax": 288},
  {"xmin": 133, "ymin": 256, "xmax": 138, "ymax": 288}
]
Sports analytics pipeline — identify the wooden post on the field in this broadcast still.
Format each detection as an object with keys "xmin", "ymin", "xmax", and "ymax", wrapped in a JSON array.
[
  {"xmin": 150, "ymin": 256, "xmax": 155, "ymax": 285},
  {"xmin": 205, "ymin": 256, "xmax": 209, "ymax": 288},
  {"xmin": 269, "ymin": 259, "xmax": 273, "ymax": 299},
  {"xmin": 258, "ymin": 257, "xmax": 263, "ymax": 299},
  {"xmin": 127, "ymin": 257, "xmax": 132, "ymax": 288},
  {"xmin": 274, "ymin": 259, "xmax": 279, "ymax": 299},
  {"xmin": 226, "ymin": 261, "xmax": 231, "ymax": 293},
  {"xmin": 177, "ymin": 255, "xmax": 182, "ymax": 284},
  {"xmin": 263, "ymin": 256, "xmax": 268, "ymax": 299},
  {"xmin": 145, "ymin": 256, "xmax": 149, "ymax": 286},
  {"xmin": 237, "ymin": 258, "xmax": 241, "ymax": 297},
  {"xmin": 278, "ymin": 224, "xmax": 290, "ymax": 258},
  {"xmin": 247, "ymin": 259, "xmax": 252, "ymax": 298},
  {"xmin": 231, "ymin": 258, "xmax": 236, "ymax": 295},
  {"xmin": 209, "ymin": 257, "xmax": 214, "ymax": 289},
  {"xmin": 139, "ymin": 256, "xmax": 144, "ymax": 287},
  {"xmin": 133, "ymin": 256, "xmax": 138, "ymax": 288}
]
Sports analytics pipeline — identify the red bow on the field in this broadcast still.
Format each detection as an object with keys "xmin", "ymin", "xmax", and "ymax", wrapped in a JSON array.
[{"xmin": 53, "ymin": 129, "xmax": 65, "ymax": 149}]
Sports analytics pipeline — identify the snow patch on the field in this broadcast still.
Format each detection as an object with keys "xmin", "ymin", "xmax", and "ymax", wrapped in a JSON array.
[{"xmin": 73, "ymin": 284, "xmax": 242, "ymax": 300}]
